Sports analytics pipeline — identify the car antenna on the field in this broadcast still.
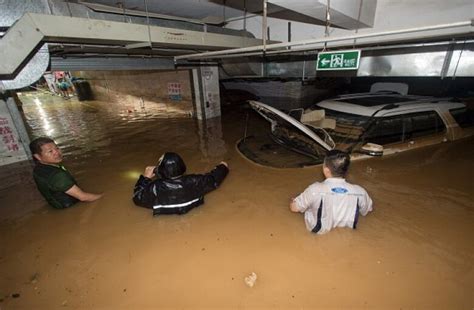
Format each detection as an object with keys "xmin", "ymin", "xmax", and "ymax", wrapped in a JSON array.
[{"xmin": 243, "ymin": 102, "xmax": 251, "ymax": 143}]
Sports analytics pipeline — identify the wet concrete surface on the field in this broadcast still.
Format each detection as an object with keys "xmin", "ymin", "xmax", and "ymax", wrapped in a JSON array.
[{"xmin": 0, "ymin": 93, "xmax": 473, "ymax": 308}]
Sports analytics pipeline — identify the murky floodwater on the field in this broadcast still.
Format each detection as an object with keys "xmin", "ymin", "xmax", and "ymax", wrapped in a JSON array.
[{"xmin": 0, "ymin": 93, "xmax": 473, "ymax": 309}]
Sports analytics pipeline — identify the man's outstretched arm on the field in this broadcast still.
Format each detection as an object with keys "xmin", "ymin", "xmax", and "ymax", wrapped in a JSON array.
[
  {"xmin": 66, "ymin": 185, "xmax": 102, "ymax": 202},
  {"xmin": 199, "ymin": 161, "xmax": 229, "ymax": 194}
]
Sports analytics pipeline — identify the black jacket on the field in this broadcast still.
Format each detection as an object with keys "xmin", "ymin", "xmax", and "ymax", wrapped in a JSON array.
[{"xmin": 133, "ymin": 164, "xmax": 228, "ymax": 215}]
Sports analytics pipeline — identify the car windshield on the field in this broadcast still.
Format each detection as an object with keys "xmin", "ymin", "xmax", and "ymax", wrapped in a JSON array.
[{"xmin": 319, "ymin": 108, "xmax": 371, "ymax": 149}]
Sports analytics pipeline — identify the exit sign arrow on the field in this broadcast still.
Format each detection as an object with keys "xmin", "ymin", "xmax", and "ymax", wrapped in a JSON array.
[{"xmin": 320, "ymin": 58, "xmax": 330, "ymax": 66}]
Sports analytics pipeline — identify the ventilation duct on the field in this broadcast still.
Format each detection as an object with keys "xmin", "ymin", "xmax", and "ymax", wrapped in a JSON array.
[
  {"xmin": 268, "ymin": 0, "xmax": 376, "ymax": 29},
  {"xmin": 0, "ymin": 44, "xmax": 49, "ymax": 91},
  {"xmin": 0, "ymin": 0, "xmax": 269, "ymax": 89},
  {"xmin": 222, "ymin": 0, "xmax": 376, "ymax": 29}
]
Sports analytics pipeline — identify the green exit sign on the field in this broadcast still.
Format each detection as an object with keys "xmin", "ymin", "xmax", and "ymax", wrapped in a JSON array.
[{"xmin": 316, "ymin": 50, "xmax": 361, "ymax": 71}]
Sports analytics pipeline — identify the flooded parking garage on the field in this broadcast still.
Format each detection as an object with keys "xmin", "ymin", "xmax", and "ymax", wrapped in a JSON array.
[
  {"xmin": 0, "ymin": 93, "xmax": 472, "ymax": 308},
  {"xmin": 1, "ymin": 0, "xmax": 474, "ymax": 308}
]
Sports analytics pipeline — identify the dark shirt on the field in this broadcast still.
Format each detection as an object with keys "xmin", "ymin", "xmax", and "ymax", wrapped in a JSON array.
[
  {"xmin": 33, "ymin": 163, "xmax": 79, "ymax": 209},
  {"xmin": 133, "ymin": 164, "xmax": 228, "ymax": 215}
]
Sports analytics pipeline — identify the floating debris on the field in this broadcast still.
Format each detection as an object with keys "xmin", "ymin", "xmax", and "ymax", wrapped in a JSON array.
[
  {"xmin": 30, "ymin": 273, "xmax": 39, "ymax": 284},
  {"xmin": 244, "ymin": 272, "xmax": 257, "ymax": 287}
]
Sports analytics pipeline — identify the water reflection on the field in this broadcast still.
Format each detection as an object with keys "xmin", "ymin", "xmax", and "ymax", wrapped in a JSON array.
[
  {"xmin": 196, "ymin": 117, "xmax": 227, "ymax": 159},
  {"xmin": 32, "ymin": 97, "xmax": 54, "ymax": 137},
  {"xmin": 20, "ymin": 93, "xmax": 226, "ymax": 163},
  {"xmin": 23, "ymin": 94, "xmax": 111, "ymax": 158}
]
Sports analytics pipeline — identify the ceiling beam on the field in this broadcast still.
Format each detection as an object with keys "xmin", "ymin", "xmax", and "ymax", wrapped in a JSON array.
[{"xmin": 0, "ymin": 13, "xmax": 269, "ymax": 79}]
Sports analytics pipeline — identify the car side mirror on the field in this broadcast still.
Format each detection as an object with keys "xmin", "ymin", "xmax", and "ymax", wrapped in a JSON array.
[{"xmin": 360, "ymin": 143, "xmax": 384, "ymax": 156}]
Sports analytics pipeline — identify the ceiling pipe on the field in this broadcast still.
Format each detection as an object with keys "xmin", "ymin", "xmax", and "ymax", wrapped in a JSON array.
[
  {"xmin": 261, "ymin": 0, "xmax": 268, "ymax": 76},
  {"xmin": 175, "ymin": 20, "xmax": 473, "ymax": 60},
  {"xmin": 191, "ymin": 39, "xmax": 474, "ymax": 60},
  {"xmin": 262, "ymin": 0, "xmax": 268, "ymax": 53}
]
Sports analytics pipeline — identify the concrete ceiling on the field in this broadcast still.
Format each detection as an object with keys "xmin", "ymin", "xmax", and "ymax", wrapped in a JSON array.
[
  {"xmin": 78, "ymin": 0, "xmax": 376, "ymax": 29},
  {"xmin": 80, "ymin": 0, "xmax": 245, "ymax": 24}
]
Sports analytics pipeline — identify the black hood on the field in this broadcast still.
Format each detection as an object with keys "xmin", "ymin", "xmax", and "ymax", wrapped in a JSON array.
[{"xmin": 155, "ymin": 152, "xmax": 186, "ymax": 179}]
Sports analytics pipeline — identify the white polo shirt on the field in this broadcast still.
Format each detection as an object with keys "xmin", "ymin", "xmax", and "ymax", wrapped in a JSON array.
[{"xmin": 294, "ymin": 178, "xmax": 373, "ymax": 234}]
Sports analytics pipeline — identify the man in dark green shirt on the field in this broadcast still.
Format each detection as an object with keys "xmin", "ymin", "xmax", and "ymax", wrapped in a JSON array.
[{"xmin": 30, "ymin": 137, "xmax": 102, "ymax": 209}]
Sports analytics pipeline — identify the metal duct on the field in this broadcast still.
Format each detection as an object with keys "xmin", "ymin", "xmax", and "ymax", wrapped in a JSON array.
[
  {"xmin": 0, "ymin": 12, "xmax": 267, "ymax": 80},
  {"xmin": 0, "ymin": 0, "xmax": 254, "ymax": 37},
  {"xmin": 0, "ymin": 44, "xmax": 49, "ymax": 91},
  {"xmin": 0, "ymin": 0, "xmax": 51, "ymax": 27},
  {"xmin": 50, "ymin": 57, "xmax": 176, "ymax": 71},
  {"xmin": 218, "ymin": 0, "xmax": 376, "ymax": 29},
  {"xmin": 0, "ymin": 0, "xmax": 265, "ymax": 90},
  {"xmin": 268, "ymin": 0, "xmax": 376, "ymax": 29},
  {"xmin": 78, "ymin": 1, "xmax": 207, "ymax": 25}
]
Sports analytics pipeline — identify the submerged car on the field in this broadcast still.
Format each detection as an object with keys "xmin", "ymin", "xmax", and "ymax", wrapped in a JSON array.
[{"xmin": 247, "ymin": 90, "xmax": 474, "ymax": 164}]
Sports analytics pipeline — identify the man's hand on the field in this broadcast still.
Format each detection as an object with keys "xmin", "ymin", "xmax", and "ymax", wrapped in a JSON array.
[
  {"xmin": 144, "ymin": 166, "xmax": 156, "ymax": 179},
  {"xmin": 289, "ymin": 197, "xmax": 300, "ymax": 213}
]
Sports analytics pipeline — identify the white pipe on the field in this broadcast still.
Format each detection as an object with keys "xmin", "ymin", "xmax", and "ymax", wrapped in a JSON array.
[
  {"xmin": 243, "ymin": 0, "xmax": 247, "ymax": 31},
  {"xmin": 262, "ymin": 0, "xmax": 267, "ymax": 52},
  {"xmin": 175, "ymin": 20, "xmax": 473, "ymax": 60},
  {"xmin": 201, "ymin": 38, "xmax": 474, "ymax": 60}
]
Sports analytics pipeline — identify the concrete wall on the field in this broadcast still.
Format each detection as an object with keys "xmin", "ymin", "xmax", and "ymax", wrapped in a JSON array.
[
  {"xmin": 0, "ymin": 95, "xmax": 31, "ymax": 166},
  {"xmin": 74, "ymin": 70, "xmax": 194, "ymax": 117},
  {"xmin": 226, "ymin": 0, "xmax": 473, "ymax": 42},
  {"xmin": 222, "ymin": 78, "xmax": 344, "ymax": 110}
]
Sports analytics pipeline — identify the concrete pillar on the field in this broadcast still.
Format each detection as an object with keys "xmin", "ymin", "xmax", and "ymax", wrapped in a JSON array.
[
  {"xmin": 196, "ymin": 117, "xmax": 227, "ymax": 159},
  {"xmin": 0, "ymin": 92, "xmax": 31, "ymax": 166},
  {"xmin": 191, "ymin": 66, "xmax": 221, "ymax": 120}
]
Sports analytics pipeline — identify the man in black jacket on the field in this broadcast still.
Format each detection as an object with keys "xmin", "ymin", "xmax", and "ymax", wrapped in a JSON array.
[{"xmin": 133, "ymin": 152, "xmax": 229, "ymax": 216}]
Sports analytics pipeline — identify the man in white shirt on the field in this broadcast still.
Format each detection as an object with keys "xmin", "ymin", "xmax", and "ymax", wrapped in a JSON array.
[{"xmin": 290, "ymin": 150, "xmax": 373, "ymax": 234}]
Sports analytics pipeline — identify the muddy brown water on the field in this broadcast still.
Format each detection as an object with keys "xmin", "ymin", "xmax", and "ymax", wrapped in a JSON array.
[{"xmin": 0, "ymin": 93, "xmax": 473, "ymax": 309}]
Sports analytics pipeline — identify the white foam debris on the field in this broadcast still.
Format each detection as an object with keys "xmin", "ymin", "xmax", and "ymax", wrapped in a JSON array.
[{"xmin": 244, "ymin": 272, "xmax": 257, "ymax": 287}]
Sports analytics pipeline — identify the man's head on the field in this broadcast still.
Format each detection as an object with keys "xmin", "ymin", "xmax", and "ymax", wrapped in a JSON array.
[
  {"xmin": 29, "ymin": 137, "xmax": 63, "ymax": 165},
  {"xmin": 323, "ymin": 150, "xmax": 350, "ymax": 178},
  {"xmin": 155, "ymin": 152, "xmax": 186, "ymax": 179}
]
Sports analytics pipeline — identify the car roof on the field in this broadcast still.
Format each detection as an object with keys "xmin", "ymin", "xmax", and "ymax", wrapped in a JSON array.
[{"xmin": 316, "ymin": 92, "xmax": 466, "ymax": 117}]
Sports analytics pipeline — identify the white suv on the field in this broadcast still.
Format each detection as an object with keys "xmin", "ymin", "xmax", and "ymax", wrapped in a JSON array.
[{"xmin": 248, "ymin": 89, "xmax": 474, "ymax": 162}]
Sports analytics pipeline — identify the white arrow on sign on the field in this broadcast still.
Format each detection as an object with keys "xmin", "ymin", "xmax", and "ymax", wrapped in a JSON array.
[{"xmin": 320, "ymin": 58, "xmax": 330, "ymax": 66}]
